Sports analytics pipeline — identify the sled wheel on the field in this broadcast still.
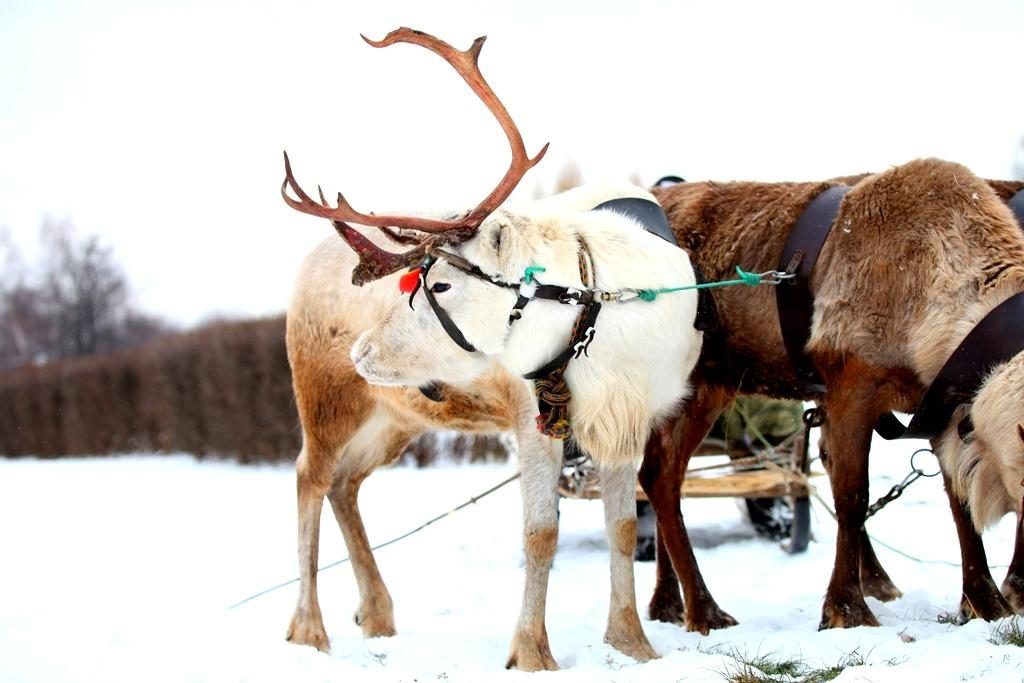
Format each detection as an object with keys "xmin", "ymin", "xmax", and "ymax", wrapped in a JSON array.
[
  {"xmin": 634, "ymin": 500, "xmax": 657, "ymax": 562},
  {"xmin": 783, "ymin": 494, "xmax": 811, "ymax": 553}
]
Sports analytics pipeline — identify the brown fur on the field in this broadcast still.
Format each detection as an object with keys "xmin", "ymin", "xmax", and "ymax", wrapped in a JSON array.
[
  {"xmin": 285, "ymin": 275, "xmax": 528, "ymax": 653},
  {"xmin": 613, "ymin": 519, "xmax": 638, "ymax": 557},
  {"xmin": 648, "ymin": 160, "xmax": 1024, "ymax": 630},
  {"xmin": 525, "ymin": 527, "xmax": 558, "ymax": 565}
]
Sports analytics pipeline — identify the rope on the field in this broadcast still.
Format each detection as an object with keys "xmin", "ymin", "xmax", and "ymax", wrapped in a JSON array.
[
  {"xmin": 227, "ymin": 471, "xmax": 522, "ymax": 610},
  {"xmin": 635, "ymin": 267, "xmax": 788, "ymax": 301}
]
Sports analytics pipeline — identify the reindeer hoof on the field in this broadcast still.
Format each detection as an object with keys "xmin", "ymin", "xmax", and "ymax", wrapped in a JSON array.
[
  {"xmin": 287, "ymin": 610, "xmax": 331, "ymax": 652},
  {"xmin": 1002, "ymin": 574, "xmax": 1024, "ymax": 614},
  {"xmin": 861, "ymin": 575, "xmax": 903, "ymax": 602},
  {"xmin": 353, "ymin": 607, "xmax": 396, "ymax": 638},
  {"xmin": 818, "ymin": 598, "xmax": 880, "ymax": 630},
  {"xmin": 604, "ymin": 632, "xmax": 658, "ymax": 663},
  {"xmin": 506, "ymin": 628, "xmax": 559, "ymax": 671},
  {"xmin": 647, "ymin": 587, "xmax": 686, "ymax": 626},
  {"xmin": 685, "ymin": 605, "xmax": 738, "ymax": 635},
  {"xmin": 605, "ymin": 607, "xmax": 659, "ymax": 662},
  {"xmin": 959, "ymin": 580, "xmax": 1015, "ymax": 622}
]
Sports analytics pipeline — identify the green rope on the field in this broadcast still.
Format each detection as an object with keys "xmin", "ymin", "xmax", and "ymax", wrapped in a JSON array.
[
  {"xmin": 522, "ymin": 266, "xmax": 546, "ymax": 284},
  {"xmin": 636, "ymin": 267, "xmax": 765, "ymax": 301}
]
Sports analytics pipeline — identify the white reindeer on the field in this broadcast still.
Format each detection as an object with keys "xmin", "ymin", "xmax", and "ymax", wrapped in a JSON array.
[
  {"xmin": 347, "ymin": 183, "xmax": 701, "ymax": 663},
  {"xmin": 282, "ymin": 28, "xmax": 703, "ymax": 666}
]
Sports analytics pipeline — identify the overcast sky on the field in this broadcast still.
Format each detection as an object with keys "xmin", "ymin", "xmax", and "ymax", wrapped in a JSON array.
[{"xmin": 1, "ymin": 0, "xmax": 1022, "ymax": 325}]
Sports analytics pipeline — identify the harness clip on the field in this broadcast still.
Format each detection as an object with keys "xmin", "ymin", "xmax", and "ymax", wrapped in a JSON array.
[
  {"xmin": 758, "ymin": 270, "xmax": 796, "ymax": 286},
  {"xmin": 614, "ymin": 289, "xmax": 643, "ymax": 303}
]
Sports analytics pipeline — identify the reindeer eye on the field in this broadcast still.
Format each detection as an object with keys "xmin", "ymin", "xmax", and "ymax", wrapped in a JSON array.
[{"xmin": 430, "ymin": 282, "xmax": 451, "ymax": 293}]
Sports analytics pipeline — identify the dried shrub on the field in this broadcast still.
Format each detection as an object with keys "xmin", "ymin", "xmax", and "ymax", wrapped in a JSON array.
[{"xmin": 0, "ymin": 315, "xmax": 507, "ymax": 465}]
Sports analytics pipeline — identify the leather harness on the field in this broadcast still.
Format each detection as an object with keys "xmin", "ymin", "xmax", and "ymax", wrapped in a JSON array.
[
  {"xmin": 415, "ymin": 196, "xmax": 681, "ymax": 439},
  {"xmin": 777, "ymin": 185, "xmax": 1024, "ymax": 441},
  {"xmin": 776, "ymin": 185, "xmax": 851, "ymax": 394}
]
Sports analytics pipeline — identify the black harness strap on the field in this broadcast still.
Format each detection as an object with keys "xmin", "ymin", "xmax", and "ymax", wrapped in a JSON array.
[
  {"xmin": 423, "ymin": 278, "xmax": 478, "ymax": 353},
  {"xmin": 592, "ymin": 197, "xmax": 679, "ymax": 246},
  {"xmin": 875, "ymin": 292, "xmax": 1024, "ymax": 440},
  {"xmin": 524, "ymin": 300, "xmax": 602, "ymax": 382},
  {"xmin": 415, "ymin": 255, "xmax": 516, "ymax": 354},
  {"xmin": 775, "ymin": 185, "xmax": 851, "ymax": 393},
  {"xmin": 1011, "ymin": 189, "xmax": 1024, "ymax": 227},
  {"xmin": 523, "ymin": 241, "xmax": 600, "ymax": 440}
]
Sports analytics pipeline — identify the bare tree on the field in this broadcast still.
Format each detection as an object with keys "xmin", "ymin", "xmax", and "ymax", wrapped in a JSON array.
[
  {"xmin": 0, "ymin": 221, "xmax": 173, "ymax": 371},
  {"xmin": 0, "ymin": 229, "xmax": 47, "ymax": 370},
  {"xmin": 41, "ymin": 220, "xmax": 130, "ymax": 358}
]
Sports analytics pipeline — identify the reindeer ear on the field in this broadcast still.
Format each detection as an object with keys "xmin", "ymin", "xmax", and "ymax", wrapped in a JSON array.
[
  {"xmin": 1017, "ymin": 423, "xmax": 1024, "ymax": 446},
  {"xmin": 482, "ymin": 218, "xmax": 516, "ymax": 263},
  {"xmin": 490, "ymin": 222, "xmax": 503, "ymax": 253}
]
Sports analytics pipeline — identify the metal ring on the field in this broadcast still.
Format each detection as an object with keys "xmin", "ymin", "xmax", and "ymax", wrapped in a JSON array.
[
  {"xmin": 802, "ymin": 407, "xmax": 825, "ymax": 428},
  {"xmin": 910, "ymin": 447, "xmax": 941, "ymax": 478}
]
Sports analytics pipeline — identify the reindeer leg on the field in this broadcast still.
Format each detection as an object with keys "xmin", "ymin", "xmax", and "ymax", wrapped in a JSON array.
[
  {"xmin": 286, "ymin": 445, "xmax": 333, "ymax": 652},
  {"xmin": 506, "ymin": 428, "xmax": 561, "ymax": 671},
  {"xmin": 819, "ymin": 430, "xmax": 902, "ymax": 602},
  {"xmin": 941, "ymin": 473, "xmax": 1013, "ymax": 621},
  {"xmin": 1001, "ymin": 508, "xmax": 1024, "ymax": 613},
  {"xmin": 648, "ymin": 529, "xmax": 685, "ymax": 625},
  {"xmin": 818, "ymin": 361, "xmax": 882, "ymax": 629},
  {"xmin": 327, "ymin": 423, "xmax": 416, "ymax": 639},
  {"xmin": 858, "ymin": 530, "xmax": 903, "ymax": 601},
  {"xmin": 640, "ymin": 385, "xmax": 737, "ymax": 633},
  {"xmin": 600, "ymin": 462, "xmax": 658, "ymax": 661}
]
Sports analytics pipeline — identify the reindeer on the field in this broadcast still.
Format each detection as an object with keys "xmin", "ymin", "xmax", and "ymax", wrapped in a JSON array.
[
  {"xmin": 282, "ymin": 26, "xmax": 1024, "ymax": 663},
  {"xmin": 641, "ymin": 167, "xmax": 1024, "ymax": 632},
  {"xmin": 281, "ymin": 28, "xmax": 702, "ymax": 668},
  {"xmin": 285, "ymin": 231, "xmax": 566, "ymax": 667}
]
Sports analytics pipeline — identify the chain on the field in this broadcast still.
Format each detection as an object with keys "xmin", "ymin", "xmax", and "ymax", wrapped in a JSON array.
[{"xmin": 865, "ymin": 448, "xmax": 940, "ymax": 520}]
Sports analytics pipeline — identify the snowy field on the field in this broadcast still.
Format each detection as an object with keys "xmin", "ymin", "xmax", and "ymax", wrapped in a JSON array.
[{"xmin": 3, "ymin": 435, "xmax": 1024, "ymax": 682}]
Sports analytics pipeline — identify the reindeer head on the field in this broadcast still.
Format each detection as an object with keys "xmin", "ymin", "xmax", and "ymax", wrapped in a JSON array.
[
  {"xmin": 281, "ymin": 28, "xmax": 547, "ymax": 284},
  {"xmin": 282, "ymin": 28, "xmax": 550, "ymax": 390}
]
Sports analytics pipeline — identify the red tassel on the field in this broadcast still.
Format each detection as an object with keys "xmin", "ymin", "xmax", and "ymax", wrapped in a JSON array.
[{"xmin": 399, "ymin": 268, "xmax": 421, "ymax": 294}]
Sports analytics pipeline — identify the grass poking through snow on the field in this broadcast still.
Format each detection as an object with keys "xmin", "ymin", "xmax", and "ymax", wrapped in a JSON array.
[
  {"xmin": 717, "ymin": 648, "xmax": 870, "ymax": 683},
  {"xmin": 990, "ymin": 618, "xmax": 1024, "ymax": 647}
]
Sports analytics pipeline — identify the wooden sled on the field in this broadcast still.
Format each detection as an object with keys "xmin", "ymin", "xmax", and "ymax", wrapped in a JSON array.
[{"xmin": 558, "ymin": 406, "xmax": 818, "ymax": 554}]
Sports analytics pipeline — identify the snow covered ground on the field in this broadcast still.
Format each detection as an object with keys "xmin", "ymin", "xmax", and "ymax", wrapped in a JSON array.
[{"xmin": 3, "ymin": 435, "xmax": 1024, "ymax": 682}]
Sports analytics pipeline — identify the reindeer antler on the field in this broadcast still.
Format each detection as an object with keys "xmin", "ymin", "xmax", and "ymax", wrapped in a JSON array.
[{"xmin": 282, "ymin": 27, "xmax": 549, "ymax": 284}]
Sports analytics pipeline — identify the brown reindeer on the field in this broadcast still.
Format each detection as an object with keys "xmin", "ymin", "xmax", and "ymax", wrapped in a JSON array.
[{"xmin": 641, "ymin": 165, "xmax": 1024, "ymax": 632}]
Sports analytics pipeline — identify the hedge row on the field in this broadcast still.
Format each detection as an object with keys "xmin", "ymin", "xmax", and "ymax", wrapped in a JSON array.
[{"xmin": 0, "ymin": 316, "xmax": 506, "ymax": 465}]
